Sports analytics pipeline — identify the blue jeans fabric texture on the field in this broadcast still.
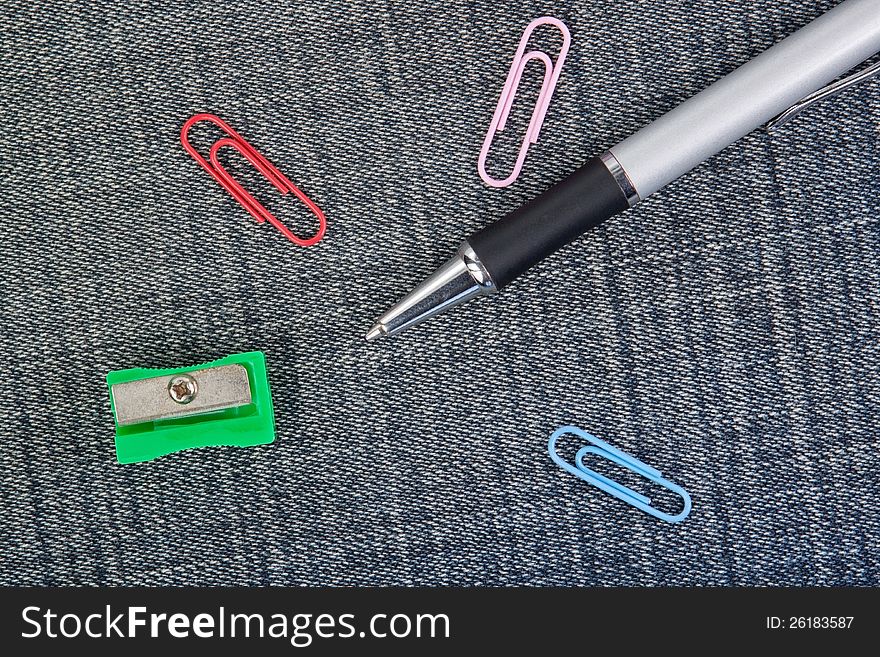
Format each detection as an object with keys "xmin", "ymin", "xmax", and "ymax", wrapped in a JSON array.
[{"xmin": 0, "ymin": 0, "xmax": 878, "ymax": 586}]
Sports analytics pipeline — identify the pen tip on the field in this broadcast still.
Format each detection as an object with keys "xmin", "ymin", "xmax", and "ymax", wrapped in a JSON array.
[{"xmin": 365, "ymin": 324, "xmax": 385, "ymax": 342}]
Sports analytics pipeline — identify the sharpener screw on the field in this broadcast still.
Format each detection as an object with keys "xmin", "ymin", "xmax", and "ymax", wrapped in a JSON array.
[{"xmin": 168, "ymin": 374, "xmax": 198, "ymax": 404}]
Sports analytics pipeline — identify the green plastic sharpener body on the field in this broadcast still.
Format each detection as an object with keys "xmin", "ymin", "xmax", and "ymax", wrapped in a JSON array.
[{"xmin": 107, "ymin": 351, "xmax": 275, "ymax": 464}]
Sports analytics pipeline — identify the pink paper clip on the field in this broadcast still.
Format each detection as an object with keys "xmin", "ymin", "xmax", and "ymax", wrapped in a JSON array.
[
  {"xmin": 180, "ymin": 113, "xmax": 326, "ymax": 246},
  {"xmin": 477, "ymin": 17, "xmax": 571, "ymax": 188}
]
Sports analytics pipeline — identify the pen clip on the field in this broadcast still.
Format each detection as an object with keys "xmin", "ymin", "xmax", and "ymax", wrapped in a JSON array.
[{"xmin": 767, "ymin": 58, "xmax": 880, "ymax": 132}]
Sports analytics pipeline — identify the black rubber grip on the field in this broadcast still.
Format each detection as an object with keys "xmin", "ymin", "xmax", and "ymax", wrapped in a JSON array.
[{"xmin": 467, "ymin": 157, "xmax": 629, "ymax": 289}]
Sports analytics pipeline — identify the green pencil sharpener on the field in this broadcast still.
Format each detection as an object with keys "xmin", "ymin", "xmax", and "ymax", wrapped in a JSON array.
[{"xmin": 106, "ymin": 351, "xmax": 276, "ymax": 464}]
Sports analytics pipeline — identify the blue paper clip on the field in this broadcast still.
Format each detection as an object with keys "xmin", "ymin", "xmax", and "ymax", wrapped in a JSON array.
[{"xmin": 548, "ymin": 425, "xmax": 692, "ymax": 523}]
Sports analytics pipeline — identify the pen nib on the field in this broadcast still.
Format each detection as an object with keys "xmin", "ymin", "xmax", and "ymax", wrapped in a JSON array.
[{"xmin": 365, "ymin": 324, "xmax": 385, "ymax": 342}]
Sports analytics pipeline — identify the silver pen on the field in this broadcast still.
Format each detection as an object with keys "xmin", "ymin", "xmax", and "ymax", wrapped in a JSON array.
[{"xmin": 367, "ymin": 0, "xmax": 880, "ymax": 341}]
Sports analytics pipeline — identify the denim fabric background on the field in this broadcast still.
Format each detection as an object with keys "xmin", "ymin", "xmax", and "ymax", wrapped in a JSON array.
[{"xmin": 1, "ymin": 0, "xmax": 878, "ymax": 586}]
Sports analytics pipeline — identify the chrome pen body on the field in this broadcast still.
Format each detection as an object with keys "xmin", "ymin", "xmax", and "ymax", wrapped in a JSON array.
[
  {"xmin": 367, "ymin": 0, "xmax": 880, "ymax": 341},
  {"xmin": 365, "ymin": 243, "xmax": 496, "ymax": 341}
]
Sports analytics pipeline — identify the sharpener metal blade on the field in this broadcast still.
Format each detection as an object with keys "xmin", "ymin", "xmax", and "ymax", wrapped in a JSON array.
[{"xmin": 111, "ymin": 364, "xmax": 252, "ymax": 426}]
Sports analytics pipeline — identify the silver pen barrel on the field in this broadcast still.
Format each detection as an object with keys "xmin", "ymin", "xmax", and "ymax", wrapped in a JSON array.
[{"xmin": 611, "ymin": 0, "xmax": 880, "ymax": 200}]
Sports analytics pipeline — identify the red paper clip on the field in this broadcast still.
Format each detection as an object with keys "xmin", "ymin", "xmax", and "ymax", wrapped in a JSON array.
[{"xmin": 180, "ymin": 113, "xmax": 326, "ymax": 246}]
